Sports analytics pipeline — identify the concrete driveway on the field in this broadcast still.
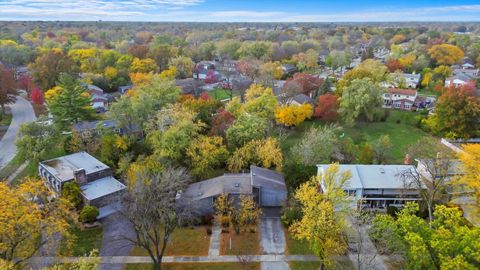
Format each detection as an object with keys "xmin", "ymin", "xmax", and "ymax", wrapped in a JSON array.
[
  {"xmin": 99, "ymin": 212, "xmax": 135, "ymax": 270},
  {"xmin": 0, "ymin": 96, "xmax": 36, "ymax": 169},
  {"xmin": 259, "ymin": 208, "xmax": 289, "ymax": 270}
]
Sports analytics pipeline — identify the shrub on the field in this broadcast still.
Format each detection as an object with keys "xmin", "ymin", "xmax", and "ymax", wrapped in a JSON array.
[
  {"xmin": 386, "ymin": 206, "xmax": 399, "ymax": 216},
  {"xmin": 281, "ymin": 201, "xmax": 302, "ymax": 227},
  {"xmin": 79, "ymin": 206, "xmax": 99, "ymax": 223},
  {"xmin": 61, "ymin": 182, "xmax": 83, "ymax": 209}
]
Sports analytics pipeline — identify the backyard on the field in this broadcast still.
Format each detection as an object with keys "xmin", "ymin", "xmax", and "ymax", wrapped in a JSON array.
[{"xmin": 280, "ymin": 110, "xmax": 433, "ymax": 164}]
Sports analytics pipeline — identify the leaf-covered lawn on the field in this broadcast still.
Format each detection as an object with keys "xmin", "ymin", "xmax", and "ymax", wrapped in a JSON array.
[{"xmin": 219, "ymin": 229, "xmax": 260, "ymax": 255}]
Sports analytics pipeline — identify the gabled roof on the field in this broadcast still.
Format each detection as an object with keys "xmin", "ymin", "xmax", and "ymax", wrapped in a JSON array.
[
  {"xmin": 182, "ymin": 173, "xmax": 251, "ymax": 200},
  {"xmin": 287, "ymin": 94, "xmax": 314, "ymax": 105},
  {"xmin": 251, "ymin": 165, "xmax": 286, "ymax": 191},
  {"xmin": 387, "ymin": 88, "xmax": 417, "ymax": 96},
  {"xmin": 73, "ymin": 120, "xmax": 117, "ymax": 132}
]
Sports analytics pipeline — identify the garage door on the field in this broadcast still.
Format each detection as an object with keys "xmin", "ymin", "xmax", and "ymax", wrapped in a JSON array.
[{"xmin": 260, "ymin": 188, "xmax": 286, "ymax": 207}]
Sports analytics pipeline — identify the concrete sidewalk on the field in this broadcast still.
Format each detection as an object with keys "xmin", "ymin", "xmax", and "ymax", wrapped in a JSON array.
[{"xmin": 30, "ymin": 255, "xmax": 319, "ymax": 265}]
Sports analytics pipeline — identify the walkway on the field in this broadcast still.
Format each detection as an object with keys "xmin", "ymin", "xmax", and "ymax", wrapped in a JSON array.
[
  {"xmin": 0, "ymin": 96, "xmax": 36, "ymax": 169},
  {"xmin": 30, "ymin": 255, "xmax": 319, "ymax": 265},
  {"xmin": 208, "ymin": 224, "xmax": 221, "ymax": 256},
  {"xmin": 259, "ymin": 208, "xmax": 289, "ymax": 270}
]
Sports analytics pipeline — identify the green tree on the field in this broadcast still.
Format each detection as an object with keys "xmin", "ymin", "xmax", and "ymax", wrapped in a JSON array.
[
  {"xmin": 225, "ymin": 114, "xmax": 268, "ymax": 149},
  {"xmin": 46, "ymin": 73, "xmax": 95, "ymax": 128},
  {"xmin": 61, "ymin": 182, "xmax": 82, "ymax": 209},
  {"xmin": 339, "ymin": 78, "xmax": 384, "ymax": 124},
  {"xmin": 169, "ymin": 56, "xmax": 195, "ymax": 79},
  {"xmin": 16, "ymin": 120, "xmax": 60, "ymax": 163},
  {"xmin": 373, "ymin": 135, "xmax": 392, "ymax": 164},
  {"xmin": 291, "ymin": 125, "xmax": 340, "ymax": 166}
]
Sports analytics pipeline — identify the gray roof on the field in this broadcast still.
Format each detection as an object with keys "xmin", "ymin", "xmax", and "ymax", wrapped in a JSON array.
[
  {"xmin": 80, "ymin": 176, "xmax": 126, "ymax": 201},
  {"xmin": 289, "ymin": 94, "xmax": 314, "ymax": 105},
  {"xmin": 251, "ymin": 166, "xmax": 286, "ymax": 191},
  {"xmin": 447, "ymin": 73, "xmax": 475, "ymax": 82},
  {"xmin": 317, "ymin": 164, "xmax": 416, "ymax": 190},
  {"xmin": 403, "ymin": 73, "xmax": 420, "ymax": 81},
  {"xmin": 183, "ymin": 173, "xmax": 251, "ymax": 200},
  {"xmin": 73, "ymin": 120, "xmax": 117, "ymax": 132},
  {"xmin": 40, "ymin": 152, "xmax": 109, "ymax": 182}
]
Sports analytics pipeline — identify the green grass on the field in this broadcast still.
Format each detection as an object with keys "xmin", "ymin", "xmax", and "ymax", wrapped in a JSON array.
[
  {"xmin": 289, "ymin": 258, "xmax": 353, "ymax": 270},
  {"xmin": 59, "ymin": 225, "xmax": 103, "ymax": 256},
  {"xmin": 208, "ymin": 88, "xmax": 238, "ymax": 101},
  {"xmin": 125, "ymin": 263, "xmax": 260, "ymax": 270},
  {"xmin": 417, "ymin": 88, "xmax": 440, "ymax": 97},
  {"xmin": 0, "ymin": 154, "xmax": 25, "ymax": 181},
  {"xmin": 130, "ymin": 226, "xmax": 211, "ymax": 256},
  {"xmin": 285, "ymin": 233, "xmax": 314, "ymax": 255},
  {"xmin": 281, "ymin": 110, "xmax": 433, "ymax": 164},
  {"xmin": 0, "ymin": 112, "xmax": 12, "ymax": 126}
]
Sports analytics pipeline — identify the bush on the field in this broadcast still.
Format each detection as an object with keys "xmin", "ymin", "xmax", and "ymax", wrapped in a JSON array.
[
  {"xmin": 283, "ymin": 161, "xmax": 316, "ymax": 191},
  {"xmin": 79, "ymin": 206, "xmax": 99, "ymax": 223},
  {"xmin": 281, "ymin": 200, "xmax": 302, "ymax": 227},
  {"xmin": 61, "ymin": 182, "xmax": 83, "ymax": 209}
]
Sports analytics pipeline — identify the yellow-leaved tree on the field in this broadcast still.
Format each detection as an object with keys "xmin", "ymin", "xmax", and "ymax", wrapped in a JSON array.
[
  {"xmin": 290, "ymin": 163, "xmax": 351, "ymax": 269},
  {"xmin": 0, "ymin": 179, "xmax": 73, "ymax": 268},
  {"xmin": 456, "ymin": 144, "xmax": 480, "ymax": 221},
  {"xmin": 228, "ymin": 137, "xmax": 283, "ymax": 172},
  {"xmin": 274, "ymin": 103, "xmax": 313, "ymax": 127}
]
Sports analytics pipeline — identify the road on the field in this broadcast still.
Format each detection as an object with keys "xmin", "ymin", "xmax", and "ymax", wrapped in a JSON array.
[{"xmin": 0, "ymin": 96, "xmax": 36, "ymax": 169}]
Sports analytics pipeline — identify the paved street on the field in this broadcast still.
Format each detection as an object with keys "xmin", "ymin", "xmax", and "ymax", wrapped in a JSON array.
[{"xmin": 0, "ymin": 96, "xmax": 36, "ymax": 169}]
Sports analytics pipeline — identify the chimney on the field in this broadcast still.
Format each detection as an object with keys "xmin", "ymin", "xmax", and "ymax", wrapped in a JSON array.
[
  {"xmin": 73, "ymin": 168, "xmax": 87, "ymax": 186},
  {"xmin": 404, "ymin": 154, "xmax": 412, "ymax": 165}
]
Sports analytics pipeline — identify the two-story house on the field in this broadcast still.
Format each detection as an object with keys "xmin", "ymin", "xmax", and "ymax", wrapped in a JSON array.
[{"xmin": 383, "ymin": 88, "xmax": 417, "ymax": 111}]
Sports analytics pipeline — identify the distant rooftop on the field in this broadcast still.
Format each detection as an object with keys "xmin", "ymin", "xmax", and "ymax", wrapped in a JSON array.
[
  {"xmin": 80, "ymin": 176, "xmax": 126, "ymax": 201},
  {"xmin": 317, "ymin": 164, "xmax": 416, "ymax": 190},
  {"xmin": 40, "ymin": 152, "xmax": 109, "ymax": 182}
]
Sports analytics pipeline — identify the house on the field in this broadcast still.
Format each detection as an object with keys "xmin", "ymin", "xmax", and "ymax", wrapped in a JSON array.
[
  {"xmin": 317, "ymin": 164, "xmax": 422, "ymax": 209},
  {"xmin": 193, "ymin": 61, "xmax": 219, "ymax": 80},
  {"xmin": 445, "ymin": 73, "xmax": 475, "ymax": 88},
  {"xmin": 119, "ymin": 85, "xmax": 133, "ymax": 95},
  {"xmin": 441, "ymin": 138, "xmax": 480, "ymax": 154},
  {"xmin": 402, "ymin": 73, "xmax": 421, "ymax": 88},
  {"xmin": 39, "ymin": 152, "xmax": 126, "ymax": 209},
  {"xmin": 383, "ymin": 88, "xmax": 417, "ymax": 111},
  {"xmin": 285, "ymin": 94, "xmax": 314, "ymax": 106},
  {"xmin": 182, "ymin": 166, "xmax": 287, "ymax": 215},
  {"xmin": 72, "ymin": 120, "xmax": 142, "ymax": 138},
  {"xmin": 281, "ymin": 64, "xmax": 297, "ymax": 76},
  {"xmin": 84, "ymin": 84, "xmax": 113, "ymax": 112}
]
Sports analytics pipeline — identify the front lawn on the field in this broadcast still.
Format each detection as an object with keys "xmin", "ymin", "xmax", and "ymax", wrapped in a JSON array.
[
  {"xmin": 285, "ymin": 232, "xmax": 313, "ymax": 255},
  {"xmin": 281, "ymin": 110, "xmax": 433, "ymax": 164},
  {"xmin": 208, "ymin": 88, "xmax": 238, "ymax": 101},
  {"xmin": 289, "ymin": 258, "xmax": 353, "ymax": 270},
  {"xmin": 59, "ymin": 225, "xmax": 103, "ymax": 256},
  {"xmin": 130, "ymin": 226, "xmax": 211, "ymax": 256},
  {"xmin": 125, "ymin": 262, "xmax": 260, "ymax": 270},
  {"xmin": 220, "ymin": 229, "xmax": 260, "ymax": 255}
]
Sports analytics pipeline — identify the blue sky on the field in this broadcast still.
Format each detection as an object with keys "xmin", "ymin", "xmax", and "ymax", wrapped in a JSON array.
[{"xmin": 0, "ymin": 0, "xmax": 480, "ymax": 22}]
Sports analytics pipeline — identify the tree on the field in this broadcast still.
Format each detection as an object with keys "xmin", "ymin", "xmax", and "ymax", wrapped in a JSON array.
[
  {"xmin": 290, "ymin": 164, "xmax": 350, "ymax": 269},
  {"xmin": 314, "ymin": 93, "xmax": 339, "ymax": 121},
  {"xmin": 0, "ymin": 179, "xmax": 72, "ymax": 267},
  {"xmin": 370, "ymin": 203, "xmax": 480, "ymax": 270},
  {"xmin": 373, "ymin": 135, "xmax": 393, "ymax": 164},
  {"xmin": 130, "ymin": 58, "xmax": 158, "ymax": 73},
  {"xmin": 358, "ymin": 143, "xmax": 375, "ymax": 164},
  {"xmin": 122, "ymin": 167, "xmax": 194, "ymax": 270},
  {"xmin": 209, "ymin": 108, "xmax": 235, "ymax": 137},
  {"xmin": 45, "ymin": 73, "xmax": 95, "ymax": 128},
  {"xmin": 18, "ymin": 74, "xmax": 33, "ymax": 93},
  {"xmin": 0, "ymin": 64, "xmax": 17, "ymax": 113},
  {"xmin": 386, "ymin": 59, "xmax": 405, "ymax": 73},
  {"xmin": 428, "ymin": 44, "xmax": 464, "ymax": 65},
  {"xmin": 214, "ymin": 193, "xmax": 234, "ymax": 228},
  {"xmin": 233, "ymin": 195, "xmax": 262, "ymax": 234},
  {"xmin": 242, "ymin": 84, "xmax": 278, "ymax": 120},
  {"xmin": 78, "ymin": 206, "xmax": 99, "ymax": 223},
  {"xmin": 236, "ymin": 59, "xmax": 260, "ymax": 81},
  {"xmin": 336, "ymin": 59, "xmax": 387, "ymax": 96},
  {"xmin": 225, "ymin": 114, "xmax": 268, "ymax": 149},
  {"xmin": 258, "ymin": 61, "xmax": 283, "ymax": 87},
  {"xmin": 30, "ymin": 86, "xmax": 44, "ymax": 105},
  {"xmin": 284, "ymin": 73, "xmax": 323, "ymax": 97},
  {"xmin": 148, "ymin": 44, "xmax": 175, "ymax": 71},
  {"xmin": 215, "ymin": 39, "xmax": 241, "ymax": 60},
  {"xmin": 31, "ymin": 49, "xmax": 78, "ymax": 90},
  {"xmin": 169, "ymin": 56, "xmax": 195, "ymax": 79},
  {"xmin": 16, "ymin": 120, "xmax": 60, "ymax": 163},
  {"xmin": 291, "ymin": 125, "xmax": 340, "ymax": 166},
  {"xmin": 61, "ymin": 182, "xmax": 82, "ymax": 209},
  {"xmin": 400, "ymin": 138, "xmax": 455, "ymax": 224},
  {"xmin": 274, "ymin": 103, "xmax": 313, "ymax": 127},
  {"xmin": 325, "ymin": 50, "xmax": 350, "ymax": 74},
  {"xmin": 186, "ymin": 136, "xmax": 229, "ymax": 180},
  {"xmin": 292, "ymin": 49, "xmax": 319, "ymax": 72},
  {"xmin": 146, "ymin": 104, "xmax": 204, "ymax": 163},
  {"xmin": 339, "ymin": 78, "xmax": 384, "ymax": 124},
  {"xmin": 423, "ymin": 84, "xmax": 480, "ymax": 138},
  {"xmin": 456, "ymin": 144, "xmax": 480, "ymax": 221},
  {"xmin": 228, "ymin": 138, "xmax": 283, "ymax": 172}
]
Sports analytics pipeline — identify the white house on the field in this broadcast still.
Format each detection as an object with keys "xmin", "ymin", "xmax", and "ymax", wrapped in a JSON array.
[
  {"xmin": 402, "ymin": 73, "xmax": 421, "ymax": 88},
  {"xmin": 445, "ymin": 74, "xmax": 475, "ymax": 88},
  {"xmin": 383, "ymin": 88, "xmax": 417, "ymax": 111},
  {"xmin": 317, "ymin": 164, "xmax": 422, "ymax": 210}
]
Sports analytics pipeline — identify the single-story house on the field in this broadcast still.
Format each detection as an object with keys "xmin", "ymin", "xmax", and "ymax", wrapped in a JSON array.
[
  {"xmin": 383, "ymin": 88, "xmax": 418, "ymax": 111},
  {"xmin": 445, "ymin": 73, "xmax": 475, "ymax": 88},
  {"xmin": 73, "ymin": 120, "xmax": 142, "ymax": 138},
  {"xmin": 181, "ymin": 166, "xmax": 287, "ymax": 215},
  {"xmin": 285, "ymin": 94, "xmax": 314, "ymax": 106},
  {"xmin": 39, "ymin": 152, "xmax": 126, "ymax": 209},
  {"xmin": 317, "ymin": 164, "xmax": 422, "ymax": 210},
  {"xmin": 193, "ymin": 61, "xmax": 218, "ymax": 80}
]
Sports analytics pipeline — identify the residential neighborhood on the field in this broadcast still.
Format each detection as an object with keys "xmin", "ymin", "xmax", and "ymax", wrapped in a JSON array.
[{"xmin": 1, "ymin": 3, "xmax": 480, "ymax": 270}]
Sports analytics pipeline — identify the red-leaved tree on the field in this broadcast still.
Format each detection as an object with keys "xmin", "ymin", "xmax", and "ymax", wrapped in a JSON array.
[
  {"xmin": 314, "ymin": 93, "xmax": 339, "ymax": 121},
  {"xmin": 386, "ymin": 59, "xmax": 405, "ymax": 73},
  {"xmin": 209, "ymin": 108, "xmax": 235, "ymax": 137},
  {"xmin": 284, "ymin": 73, "xmax": 323, "ymax": 97},
  {"xmin": 30, "ymin": 87, "xmax": 44, "ymax": 105}
]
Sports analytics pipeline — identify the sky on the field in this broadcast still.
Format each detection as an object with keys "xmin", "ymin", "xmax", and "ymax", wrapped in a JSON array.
[{"xmin": 0, "ymin": 0, "xmax": 480, "ymax": 22}]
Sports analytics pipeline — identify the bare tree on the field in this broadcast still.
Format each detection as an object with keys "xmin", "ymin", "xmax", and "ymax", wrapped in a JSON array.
[
  {"xmin": 347, "ymin": 209, "xmax": 378, "ymax": 270},
  {"xmin": 399, "ymin": 139, "xmax": 455, "ymax": 224},
  {"xmin": 122, "ymin": 167, "xmax": 195, "ymax": 270}
]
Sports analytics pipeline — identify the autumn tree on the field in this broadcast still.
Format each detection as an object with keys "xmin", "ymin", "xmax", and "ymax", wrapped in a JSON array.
[
  {"xmin": 148, "ymin": 44, "xmax": 175, "ymax": 71},
  {"xmin": 186, "ymin": 136, "xmax": 229, "ymax": 180},
  {"xmin": 373, "ymin": 135, "xmax": 393, "ymax": 164},
  {"xmin": 292, "ymin": 49, "xmax": 319, "ymax": 72},
  {"xmin": 214, "ymin": 193, "xmax": 234, "ymax": 228},
  {"xmin": 122, "ymin": 167, "xmax": 194, "ymax": 270},
  {"xmin": 30, "ymin": 86, "xmax": 44, "ymax": 105},
  {"xmin": 336, "ymin": 59, "xmax": 387, "ymax": 96},
  {"xmin": 339, "ymin": 78, "xmax": 384, "ymax": 124},
  {"xmin": 358, "ymin": 143, "xmax": 375, "ymax": 164},
  {"xmin": 232, "ymin": 195, "xmax": 262, "ymax": 234},
  {"xmin": 386, "ymin": 59, "xmax": 405, "ymax": 73},
  {"xmin": 225, "ymin": 114, "xmax": 268, "ymax": 149},
  {"xmin": 31, "ymin": 49, "xmax": 78, "ymax": 90},
  {"xmin": 283, "ymin": 73, "xmax": 323, "ymax": 97},
  {"xmin": 169, "ymin": 56, "xmax": 195, "ymax": 79},
  {"xmin": 291, "ymin": 125, "xmax": 341, "ymax": 166},
  {"xmin": 0, "ymin": 64, "xmax": 17, "ymax": 113},
  {"xmin": 274, "ymin": 103, "xmax": 313, "ymax": 127},
  {"xmin": 0, "ymin": 179, "xmax": 72, "ymax": 267},
  {"xmin": 290, "ymin": 164, "xmax": 350, "ymax": 269},
  {"xmin": 130, "ymin": 57, "xmax": 158, "ymax": 73},
  {"xmin": 228, "ymin": 137, "xmax": 283, "ymax": 172},
  {"xmin": 428, "ymin": 44, "xmax": 464, "ymax": 65},
  {"xmin": 456, "ymin": 144, "xmax": 480, "ymax": 222},
  {"xmin": 242, "ymin": 84, "xmax": 278, "ymax": 120},
  {"xmin": 236, "ymin": 59, "xmax": 261, "ymax": 81},
  {"xmin": 325, "ymin": 50, "xmax": 350, "ymax": 74},
  {"xmin": 424, "ymin": 84, "xmax": 480, "ymax": 138},
  {"xmin": 45, "ymin": 73, "xmax": 95, "ymax": 128},
  {"xmin": 209, "ymin": 108, "xmax": 235, "ymax": 137},
  {"xmin": 314, "ymin": 93, "xmax": 339, "ymax": 121}
]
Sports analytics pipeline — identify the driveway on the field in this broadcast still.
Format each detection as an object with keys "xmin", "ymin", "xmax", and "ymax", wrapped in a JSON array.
[
  {"xmin": 259, "ymin": 208, "xmax": 289, "ymax": 270},
  {"xmin": 99, "ymin": 212, "xmax": 135, "ymax": 270},
  {"xmin": 0, "ymin": 96, "xmax": 36, "ymax": 169}
]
